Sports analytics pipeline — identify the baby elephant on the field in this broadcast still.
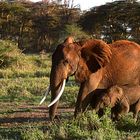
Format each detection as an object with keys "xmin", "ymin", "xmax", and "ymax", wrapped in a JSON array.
[{"xmin": 94, "ymin": 85, "xmax": 140, "ymax": 121}]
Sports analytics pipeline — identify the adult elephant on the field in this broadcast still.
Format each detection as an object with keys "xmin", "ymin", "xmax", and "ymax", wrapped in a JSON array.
[{"xmin": 41, "ymin": 37, "xmax": 140, "ymax": 120}]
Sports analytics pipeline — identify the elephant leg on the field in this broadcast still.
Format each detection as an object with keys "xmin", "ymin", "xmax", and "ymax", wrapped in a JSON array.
[
  {"xmin": 133, "ymin": 99, "xmax": 140, "ymax": 122},
  {"xmin": 111, "ymin": 98, "xmax": 129, "ymax": 121},
  {"xmin": 119, "ymin": 105, "xmax": 129, "ymax": 115},
  {"xmin": 111, "ymin": 106, "xmax": 117, "ymax": 121},
  {"xmin": 111, "ymin": 105, "xmax": 121, "ymax": 121},
  {"xmin": 74, "ymin": 85, "xmax": 95, "ymax": 117},
  {"xmin": 74, "ymin": 82, "xmax": 90, "ymax": 118},
  {"xmin": 117, "ymin": 98, "xmax": 130, "ymax": 119},
  {"xmin": 74, "ymin": 72, "xmax": 102, "ymax": 118}
]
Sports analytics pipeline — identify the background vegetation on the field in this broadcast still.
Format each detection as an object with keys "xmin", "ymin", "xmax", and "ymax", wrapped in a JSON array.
[
  {"xmin": 0, "ymin": 0, "xmax": 140, "ymax": 52},
  {"xmin": 0, "ymin": 40, "xmax": 139, "ymax": 140},
  {"xmin": 0, "ymin": 0, "xmax": 140, "ymax": 139}
]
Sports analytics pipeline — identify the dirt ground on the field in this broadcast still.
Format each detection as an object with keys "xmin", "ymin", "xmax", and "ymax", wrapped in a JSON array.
[{"xmin": 0, "ymin": 103, "xmax": 74, "ymax": 128}]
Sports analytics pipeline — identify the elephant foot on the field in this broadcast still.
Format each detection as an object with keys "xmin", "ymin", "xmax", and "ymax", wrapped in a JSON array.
[
  {"xmin": 49, "ymin": 115, "xmax": 61, "ymax": 122},
  {"xmin": 74, "ymin": 107, "xmax": 82, "ymax": 118}
]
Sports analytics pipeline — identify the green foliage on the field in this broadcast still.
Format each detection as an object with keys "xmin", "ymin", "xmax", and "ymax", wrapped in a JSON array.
[
  {"xmin": 0, "ymin": 1, "xmax": 81, "ymax": 52},
  {"xmin": 0, "ymin": 40, "xmax": 22, "ymax": 68},
  {"xmin": 61, "ymin": 85, "xmax": 78, "ymax": 107},
  {"xmin": 0, "ymin": 77, "xmax": 49, "ymax": 103},
  {"xmin": 0, "ymin": 40, "xmax": 42, "ymax": 71},
  {"xmin": 1, "ymin": 1, "xmax": 140, "ymax": 52},
  {"xmin": 79, "ymin": 0, "xmax": 140, "ymax": 43},
  {"xmin": 0, "ymin": 53, "xmax": 139, "ymax": 140},
  {"xmin": 64, "ymin": 24, "xmax": 89, "ymax": 40},
  {"xmin": 0, "ymin": 44, "xmax": 51, "ymax": 78},
  {"xmin": 48, "ymin": 110, "xmax": 118, "ymax": 140},
  {"xmin": 116, "ymin": 114, "xmax": 140, "ymax": 139},
  {"xmin": 21, "ymin": 127, "xmax": 45, "ymax": 140}
]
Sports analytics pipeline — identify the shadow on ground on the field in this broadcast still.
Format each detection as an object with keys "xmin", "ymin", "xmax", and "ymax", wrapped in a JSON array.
[{"xmin": 0, "ymin": 104, "xmax": 74, "ymax": 127}]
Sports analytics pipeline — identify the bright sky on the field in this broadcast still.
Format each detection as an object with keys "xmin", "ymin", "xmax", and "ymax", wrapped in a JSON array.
[
  {"xmin": 32, "ymin": 0, "xmax": 114, "ymax": 10},
  {"xmin": 74, "ymin": 0, "xmax": 113, "ymax": 10}
]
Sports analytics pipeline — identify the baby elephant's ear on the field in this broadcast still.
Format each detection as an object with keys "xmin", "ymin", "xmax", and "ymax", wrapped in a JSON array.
[
  {"xmin": 111, "ymin": 85, "xmax": 124, "ymax": 103},
  {"xmin": 81, "ymin": 39, "xmax": 112, "ymax": 72},
  {"xmin": 114, "ymin": 85, "xmax": 123, "ymax": 96}
]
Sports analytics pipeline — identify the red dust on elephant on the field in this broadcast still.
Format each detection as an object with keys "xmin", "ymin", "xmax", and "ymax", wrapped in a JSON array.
[
  {"xmin": 40, "ymin": 36, "xmax": 140, "ymax": 120},
  {"xmin": 94, "ymin": 85, "xmax": 140, "ymax": 122}
]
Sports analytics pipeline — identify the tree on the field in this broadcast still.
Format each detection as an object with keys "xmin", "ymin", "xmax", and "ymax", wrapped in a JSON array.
[
  {"xmin": 0, "ymin": 1, "xmax": 81, "ymax": 52},
  {"xmin": 79, "ymin": 0, "xmax": 140, "ymax": 43}
]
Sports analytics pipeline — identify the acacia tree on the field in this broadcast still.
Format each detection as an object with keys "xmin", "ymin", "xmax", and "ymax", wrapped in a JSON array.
[
  {"xmin": 0, "ymin": 1, "xmax": 81, "ymax": 52},
  {"xmin": 79, "ymin": 0, "xmax": 140, "ymax": 43},
  {"xmin": 0, "ymin": 2, "xmax": 32, "ymax": 50}
]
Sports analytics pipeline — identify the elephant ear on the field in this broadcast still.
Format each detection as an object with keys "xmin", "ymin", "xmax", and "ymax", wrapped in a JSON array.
[{"xmin": 81, "ymin": 39, "xmax": 112, "ymax": 72}]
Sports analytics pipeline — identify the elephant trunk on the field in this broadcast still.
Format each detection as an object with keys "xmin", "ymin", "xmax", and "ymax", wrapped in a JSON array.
[{"xmin": 49, "ymin": 65, "xmax": 67, "ymax": 120}]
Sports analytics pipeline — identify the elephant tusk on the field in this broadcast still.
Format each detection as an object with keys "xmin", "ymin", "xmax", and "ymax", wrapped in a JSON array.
[
  {"xmin": 48, "ymin": 79, "xmax": 66, "ymax": 108},
  {"xmin": 39, "ymin": 85, "xmax": 51, "ymax": 105}
]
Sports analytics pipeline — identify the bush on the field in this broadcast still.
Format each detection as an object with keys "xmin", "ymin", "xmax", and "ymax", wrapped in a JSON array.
[
  {"xmin": 0, "ymin": 40, "xmax": 38, "ymax": 70},
  {"xmin": 0, "ymin": 40, "xmax": 22, "ymax": 68}
]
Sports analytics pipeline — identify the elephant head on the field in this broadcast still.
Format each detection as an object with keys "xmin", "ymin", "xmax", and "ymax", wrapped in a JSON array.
[
  {"xmin": 45, "ymin": 36, "xmax": 112, "ymax": 120},
  {"xmin": 95, "ymin": 85, "xmax": 124, "ymax": 111}
]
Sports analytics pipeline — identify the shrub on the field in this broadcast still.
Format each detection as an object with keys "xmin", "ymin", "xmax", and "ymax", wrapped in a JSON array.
[
  {"xmin": 0, "ymin": 40, "xmax": 22, "ymax": 68},
  {"xmin": 0, "ymin": 40, "xmax": 37, "ymax": 70}
]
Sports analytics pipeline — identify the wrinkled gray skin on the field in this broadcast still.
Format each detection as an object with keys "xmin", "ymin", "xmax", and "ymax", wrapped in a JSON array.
[{"xmin": 49, "ymin": 37, "xmax": 140, "ymax": 120}]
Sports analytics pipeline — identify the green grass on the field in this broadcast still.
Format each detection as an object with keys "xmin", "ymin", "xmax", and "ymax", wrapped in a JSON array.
[
  {"xmin": 0, "ymin": 50, "xmax": 139, "ymax": 139},
  {"xmin": 47, "ymin": 110, "xmax": 119, "ymax": 140}
]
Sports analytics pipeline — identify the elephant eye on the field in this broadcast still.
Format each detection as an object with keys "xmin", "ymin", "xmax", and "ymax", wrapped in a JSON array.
[{"xmin": 63, "ymin": 59, "xmax": 69, "ymax": 65}]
